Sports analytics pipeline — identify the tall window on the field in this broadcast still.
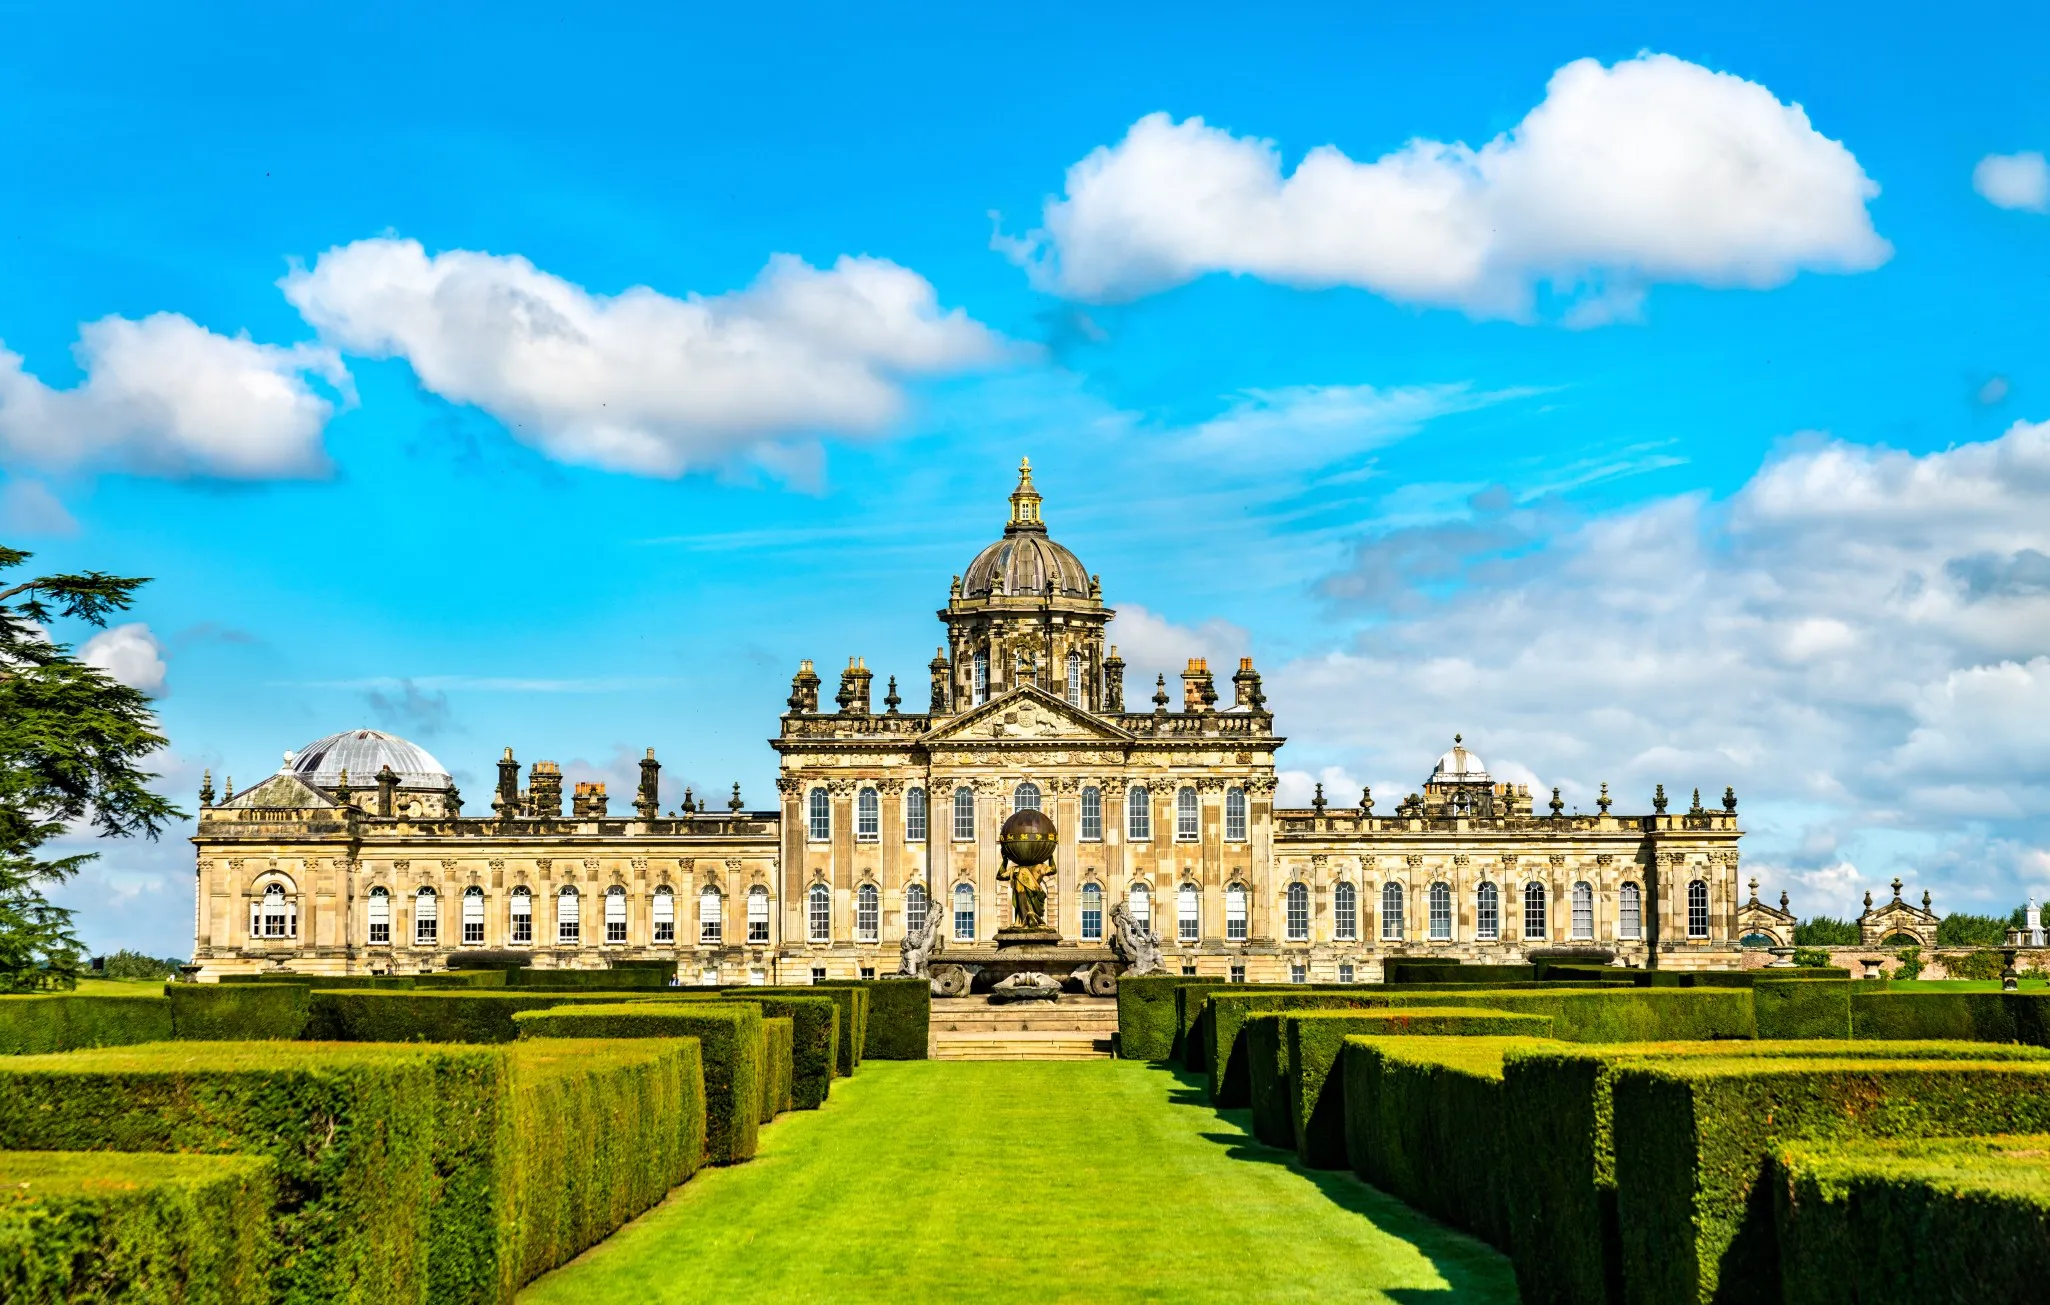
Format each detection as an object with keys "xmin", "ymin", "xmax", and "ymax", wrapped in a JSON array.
[
  {"xmin": 699, "ymin": 886, "xmax": 722, "ymax": 945},
  {"xmin": 256, "ymin": 883, "xmax": 295, "ymax": 939},
  {"xmin": 1688, "ymin": 879, "xmax": 1710, "ymax": 938},
  {"xmin": 1129, "ymin": 882, "xmax": 1151, "ymax": 931},
  {"xmin": 509, "ymin": 887, "xmax": 531, "ymax": 945},
  {"xmin": 604, "ymin": 886, "xmax": 627, "ymax": 944},
  {"xmin": 1334, "ymin": 881, "xmax": 1357, "ymax": 940},
  {"xmin": 1127, "ymin": 786, "xmax": 1152, "ymax": 841},
  {"xmin": 415, "ymin": 887, "xmax": 438, "ymax": 946},
  {"xmin": 1571, "ymin": 881, "xmax": 1595, "ymax": 941},
  {"xmin": 1175, "ymin": 787, "xmax": 1199, "ymax": 841},
  {"xmin": 953, "ymin": 883, "xmax": 976, "ymax": 941},
  {"xmin": 747, "ymin": 886, "xmax": 770, "ymax": 944},
  {"xmin": 1523, "ymin": 882, "xmax": 1547, "ymax": 940},
  {"xmin": 1177, "ymin": 883, "xmax": 1200, "ymax": 943},
  {"xmin": 369, "ymin": 886, "xmax": 391, "ymax": 944},
  {"xmin": 1066, "ymin": 651, "xmax": 1082, "ymax": 705},
  {"xmin": 973, "ymin": 651, "xmax": 989, "ymax": 705},
  {"xmin": 808, "ymin": 883, "xmax": 831, "ymax": 942},
  {"xmin": 1080, "ymin": 883, "xmax": 1103, "ymax": 941},
  {"xmin": 1476, "ymin": 882, "xmax": 1500, "ymax": 941},
  {"xmin": 1225, "ymin": 884, "xmax": 1249, "ymax": 941},
  {"xmin": 462, "ymin": 886, "xmax": 485, "ymax": 945},
  {"xmin": 807, "ymin": 788, "xmax": 830, "ymax": 842},
  {"xmin": 1619, "ymin": 882, "xmax": 1642, "ymax": 940},
  {"xmin": 856, "ymin": 788, "xmax": 879, "ymax": 841},
  {"xmin": 1428, "ymin": 882, "xmax": 1452, "ymax": 941},
  {"xmin": 1014, "ymin": 782, "xmax": 1041, "ymax": 813},
  {"xmin": 1286, "ymin": 882, "xmax": 1310, "ymax": 942},
  {"xmin": 953, "ymin": 787, "xmax": 976, "ymax": 841},
  {"xmin": 653, "ymin": 888, "xmax": 675, "ymax": 944},
  {"xmin": 905, "ymin": 883, "xmax": 928, "ymax": 938},
  {"xmin": 1225, "ymin": 787, "xmax": 1247, "ymax": 841},
  {"xmin": 856, "ymin": 884, "xmax": 879, "ymax": 942},
  {"xmin": 557, "ymin": 887, "xmax": 579, "ymax": 944},
  {"xmin": 1381, "ymin": 882, "xmax": 1405, "ymax": 940},
  {"xmin": 1080, "ymin": 787, "xmax": 1102, "ymax": 840},
  {"xmin": 905, "ymin": 787, "xmax": 927, "ymax": 842}
]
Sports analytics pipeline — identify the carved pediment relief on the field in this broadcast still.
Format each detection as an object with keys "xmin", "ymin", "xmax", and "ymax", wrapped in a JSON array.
[{"xmin": 925, "ymin": 686, "xmax": 1133, "ymax": 746}]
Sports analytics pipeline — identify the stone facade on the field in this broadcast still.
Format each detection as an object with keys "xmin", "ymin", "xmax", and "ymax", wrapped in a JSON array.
[{"xmin": 191, "ymin": 460, "xmax": 1745, "ymax": 981}]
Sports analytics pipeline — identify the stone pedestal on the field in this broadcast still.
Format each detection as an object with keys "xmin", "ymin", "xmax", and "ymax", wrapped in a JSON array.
[{"xmin": 995, "ymin": 925, "xmax": 1061, "ymax": 949}]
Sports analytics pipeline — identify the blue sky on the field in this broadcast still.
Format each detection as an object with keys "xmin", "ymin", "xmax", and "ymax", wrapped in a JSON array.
[{"xmin": 5, "ymin": 1, "xmax": 2049, "ymax": 955}]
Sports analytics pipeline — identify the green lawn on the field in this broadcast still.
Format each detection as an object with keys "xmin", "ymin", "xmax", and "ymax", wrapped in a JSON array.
[{"xmin": 520, "ymin": 1059, "xmax": 1515, "ymax": 1304}]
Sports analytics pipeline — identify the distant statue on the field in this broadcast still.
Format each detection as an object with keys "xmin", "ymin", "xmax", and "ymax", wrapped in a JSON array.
[
  {"xmin": 898, "ymin": 900, "xmax": 945, "ymax": 978},
  {"xmin": 997, "ymin": 860, "xmax": 1054, "ymax": 930},
  {"xmin": 1110, "ymin": 901, "xmax": 1163, "ymax": 976}
]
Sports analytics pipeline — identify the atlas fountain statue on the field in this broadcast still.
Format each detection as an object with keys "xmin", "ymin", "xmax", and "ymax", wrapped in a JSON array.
[
  {"xmin": 925, "ymin": 805, "xmax": 1125, "ymax": 998},
  {"xmin": 996, "ymin": 807, "xmax": 1060, "ymax": 939}
]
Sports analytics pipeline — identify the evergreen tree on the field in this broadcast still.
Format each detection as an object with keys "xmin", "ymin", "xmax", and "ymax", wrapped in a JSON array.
[
  {"xmin": 1792, "ymin": 915, "xmax": 1860, "ymax": 946},
  {"xmin": 0, "ymin": 547, "xmax": 181, "ymax": 991}
]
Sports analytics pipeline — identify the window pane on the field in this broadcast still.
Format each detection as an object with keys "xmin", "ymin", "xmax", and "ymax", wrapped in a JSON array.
[
  {"xmin": 809, "ymin": 885, "xmax": 831, "ymax": 942},
  {"xmin": 905, "ymin": 883, "xmax": 927, "ymax": 937},
  {"xmin": 953, "ymin": 884, "xmax": 975, "ymax": 941},
  {"xmin": 653, "ymin": 889, "xmax": 675, "ymax": 944},
  {"xmin": 1688, "ymin": 879, "xmax": 1710, "ymax": 938},
  {"xmin": 1129, "ymin": 883, "xmax": 1150, "ymax": 930},
  {"xmin": 1177, "ymin": 884, "xmax": 1199, "ymax": 942},
  {"xmin": 856, "ymin": 884, "xmax": 879, "ymax": 942},
  {"xmin": 1571, "ymin": 881, "xmax": 1594, "ymax": 941},
  {"xmin": 1524, "ymin": 883, "xmax": 1546, "ymax": 940},
  {"xmin": 1175, "ymin": 787, "xmax": 1198, "ymax": 840},
  {"xmin": 1286, "ymin": 882, "xmax": 1309, "ymax": 942},
  {"xmin": 416, "ymin": 889, "xmax": 438, "ymax": 945},
  {"xmin": 463, "ymin": 887, "xmax": 485, "ymax": 945},
  {"xmin": 1080, "ymin": 787, "xmax": 1101, "ymax": 840},
  {"xmin": 1619, "ymin": 883, "xmax": 1642, "ymax": 940},
  {"xmin": 974, "ymin": 652, "xmax": 988, "ymax": 705},
  {"xmin": 1014, "ymin": 782, "xmax": 1040, "ymax": 813},
  {"xmin": 1381, "ymin": 883, "xmax": 1404, "ymax": 940},
  {"xmin": 510, "ymin": 888, "xmax": 531, "ymax": 945},
  {"xmin": 700, "ymin": 888, "xmax": 722, "ymax": 944},
  {"xmin": 953, "ymin": 787, "xmax": 976, "ymax": 840},
  {"xmin": 747, "ymin": 887, "xmax": 770, "ymax": 944},
  {"xmin": 906, "ymin": 788, "xmax": 927, "ymax": 842},
  {"xmin": 605, "ymin": 887, "xmax": 627, "ymax": 943},
  {"xmin": 1477, "ymin": 883, "xmax": 1499, "ymax": 940},
  {"xmin": 369, "ymin": 888, "xmax": 391, "ymax": 945},
  {"xmin": 808, "ymin": 789, "xmax": 830, "ymax": 842},
  {"xmin": 1128, "ymin": 787, "xmax": 1151, "ymax": 841},
  {"xmin": 1225, "ymin": 885, "xmax": 1248, "ymax": 941},
  {"xmin": 1334, "ymin": 882, "xmax": 1357, "ymax": 940},
  {"xmin": 1066, "ymin": 651, "xmax": 1082, "ymax": 705},
  {"xmin": 1428, "ymin": 882, "xmax": 1451, "ymax": 940},
  {"xmin": 857, "ymin": 788, "xmax": 879, "ymax": 840},
  {"xmin": 1080, "ymin": 883, "xmax": 1103, "ymax": 941},
  {"xmin": 558, "ymin": 889, "xmax": 579, "ymax": 944},
  {"xmin": 1225, "ymin": 788, "xmax": 1246, "ymax": 841}
]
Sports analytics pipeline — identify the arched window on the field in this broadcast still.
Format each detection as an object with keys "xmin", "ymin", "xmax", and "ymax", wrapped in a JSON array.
[
  {"xmin": 807, "ymin": 788, "xmax": 830, "ymax": 842},
  {"xmin": 1014, "ymin": 782, "xmax": 1041, "ymax": 813},
  {"xmin": 856, "ymin": 788, "xmax": 880, "ymax": 842},
  {"xmin": 1476, "ymin": 882, "xmax": 1500, "ymax": 941},
  {"xmin": 1080, "ymin": 883, "xmax": 1104, "ymax": 941},
  {"xmin": 953, "ymin": 883, "xmax": 976, "ymax": 941},
  {"xmin": 509, "ymin": 886, "xmax": 531, "ymax": 945},
  {"xmin": 1066, "ymin": 650, "xmax": 1083, "ymax": 705},
  {"xmin": 604, "ymin": 885, "xmax": 628, "ymax": 944},
  {"xmin": 1334, "ymin": 881, "xmax": 1358, "ymax": 941},
  {"xmin": 856, "ymin": 883, "xmax": 879, "ymax": 942},
  {"xmin": 653, "ymin": 887, "xmax": 675, "ymax": 944},
  {"xmin": 1571, "ymin": 881, "xmax": 1595, "ymax": 941},
  {"xmin": 414, "ymin": 887, "xmax": 438, "ymax": 946},
  {"xmin": 462, "ymin": 885, "xmax": 485, "ymax": 945},
  {"xmin": 808, "ymin": 883, "xmax": 831, "ymax": 943},
  {"xmin": 1688, "ymin": 879, "xmax": 1710, "ymax": 938},
  {"xmin": 952, "ymin": 787, "xmax": 976, "ymax": 841},
  {"xmin": 255, "ymin": 883, "xmax": 295, "ymax": 940},
  {"xmin": 1381, "ymin": 882, "xmax": 1405, "ymax": 941},
  {"xmin": 557, "ymin": 887, "xmax": 579, "ymax": 944},
  {"xmin": 747, "ymin": 886, "xmax": 770, "ymax": 944},
  {"xmin": 1225, "ymin": 788, "xmax": 1247, "ymax": 841},
  {"xmin": 1177, "ymin": 883, "xmax": 1200, "ymax": 943},
  {"xmin": 1127, "ymin": 786, "xmax": 1152, "ymax": 841},
  {"xmin": 905, "ymin": 787, "xmax": 927, "ymax": 842},
  {"xmin": 368, "ymin": 886, "xmax": 391, "ymax": 945},
  {"xmin": 1225, "ymin": 883, "xmax": 1249, "ymax": 941},
  {"xmin": 1428, "ymin": 882, "xmax": 1452, "ymax": 941},
  {"xmin": 1175, "ymin": 787, "xmax": 1199, "ymax": 841},
  {"xmin": 905, "ymin": 883, "xmax": 928, "ymax": 938},
  {"xmin": 1286, "ymin": 882, "xmax": 1310, "ymax": 942},
  {"xmin": 1080, "ymin": 786, "xmax": 1102, "ymax": 840},
  {"xmin": 1619, "ymin": 882, "xmax": 1642, "ymax": 940},
  {"xmin": 973, "ymin": 651, "xmax": 989, "ymax": 705},
  {"xmin": 1523, "ymin": 882, "xmax": 1547, "ymax": 940},
  {"xmin": 1129, "ymin": 882, "xmax": 1151, "ymax": 930},
  {"xmin": 699, "ymin": 886, "xmax": 722, "ymax": 945}
]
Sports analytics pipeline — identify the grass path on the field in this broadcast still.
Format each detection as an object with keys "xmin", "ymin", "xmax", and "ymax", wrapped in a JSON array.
[{"xmin": 520, "ymin": 1060, "xmax": 1516, "ymax": 1304}]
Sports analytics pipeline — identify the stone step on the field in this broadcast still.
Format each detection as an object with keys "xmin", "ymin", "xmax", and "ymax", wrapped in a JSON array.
[{"xmin": 930, "ymin": 1033, "xmax": 1114, "ymax": 1061}]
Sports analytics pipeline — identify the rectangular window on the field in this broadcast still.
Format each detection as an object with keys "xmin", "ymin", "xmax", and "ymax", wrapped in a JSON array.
[
  {"xmin": 1477, "ymin": 887, "xmax": 1499, "ymax": 941},
  {"xmin": 856, "ymin": 790, "xmax": 879, "ymax": 842},
  {"xmin": 1225, "ymin": 890, "xmax": 1248, "ymax": 941},
  {"xmin": 1178, "ymin": 889, "xmax": 1199, "ymax": 943},
  {"xmin": 747, "ymin": 891, "xmax": 770, "ymax": 944},
  {"xmin": 856, "ymin": 890, "xmax": 879, "ymax": 942},
  {"xmin": 1081, "ymin": 886, "xmax": 1104, "ymax": 942},
  {"xmin": 1688, "ymin": 881, "xmax": 1710, "ymax": 939},
  {"xmin": 1286, "ymin": 888, "xmax": 1309, "ymax": 942},
  {"xmin": 1080, "ymin": 788, "xmax": 1102, "ymax": 841},
  {"xmin": 1572, "ymin": 888, "xmax": 1595, "ymax": 941},
  {"xmin": 510, "ymin": 894, "xmax": 531, "ymax": 945},
  {"xmin": 462, "ymin": 893, "xmax": 484, "ymax": 945},
  {"xmin": 700, "ymin": 893, "xmax": 722, "ymax": 945},
  {"xmin": 860, "ymin": 966, "xmax": 876, "ymax": 981},
  {"xmin": 1429, "ymin": 887, "xmax": 1452, "ymax": 941},
  {"xmin": 1128, "ymin": 789, "xmax": 1151, "ymax": 842},
  {"xmin": 1225, "ymin": 789, "xmax": 1247, "ymax": 842},
  {"xmin": 1338, "ymin": 962, "xmax": 1355, "ymax": 984},
  {"xmin": 953, "ymin": 790, "xmax": 976, "ymax": 841},
  {"xmin": 653, "ymin": 893, "xmax": 675, "ymax": 944},
  {"xmin": 605, "ymin": 895, "xmax": 627, "ymax": 945},
  {"xmin": 905, "ymin": 789, "xmax": 927, "ymax": 842},
  {"xmin": 1181, "ymin": 962, "xmax": 1197, "ymax": 977},
  {"xmin": 1289, "ymin": 962, "xmax": 1307, "ymax": 984},
  {"xmin": 1228, "ymin": 964, "xmax": 1246, "ymax": 984},
  {"xmin": 415, "ymin": 895, "xmax": 437, "ymax": 946},
  {"xmin": 809, "ymin": 890, "xmax": 831, "ymax": 943},
  {"xmin": 810, "ymin": 966, "xmax": 828, "ymax": 984},
  {"xmin": 1175, "ymin": 790, "xmax": 1199, "ymax": 841},
  {"xmin": 1619, "ymin": 886, "xmax": 1642, "ymax": 940},
  {"xmin": 558, "ymin": 894, "xmax": 579, "ymax": 945},
  {"xmin": 807, "ymin": 791, "xmax": 830, "ymax": 842},
  {"xmin": 369, "ymin": 902, "xmax": 390, "ymax": 945}
]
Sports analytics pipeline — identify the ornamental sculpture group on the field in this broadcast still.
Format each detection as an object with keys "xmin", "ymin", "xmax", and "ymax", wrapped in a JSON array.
[{"xmin": 897, "ymin": 807, "xmax": 1162, "ymax": 1000}]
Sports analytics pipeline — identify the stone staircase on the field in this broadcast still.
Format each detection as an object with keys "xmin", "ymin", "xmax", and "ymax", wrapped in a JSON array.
[{"xmin": 928, "ymin": 996, "xmax": 1119, "ymax": 1060}]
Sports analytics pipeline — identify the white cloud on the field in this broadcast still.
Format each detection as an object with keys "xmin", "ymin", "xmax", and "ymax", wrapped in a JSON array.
[
  {"xmin": 1108, "ymin": 604, "xmax": 1253, "ymax": 695},
  {"xmin": 1009, "ymin": 53, "xmax": 1888, "ymax": 318},
  {"xmin": 0, "ymin": 314, "xmax": 348, "ymax": 478},
  {"xmin": 1974, "ymin": 151, "xmax": 2050, "ymax": 213},
  {"xmin": 281, "ymin": 238, "xmax": 1008, "ymax": 477},
  {"xmin": 0, "ymin": 479, "xmax": 77, "ymax": 535},
  {"xmin": 80, "ymin": 623, "xmax": 168, "ymax": 695},
  {"xmin": 1183, "ymin": 382, "xmax": 1534, "ymax": 470}
]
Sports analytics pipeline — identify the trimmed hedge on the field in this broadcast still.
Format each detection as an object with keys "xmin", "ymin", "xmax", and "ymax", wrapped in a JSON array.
[
  {"xmin": 1612, "ymin": 1057, "xmax": 2050, "ymax": 1304},
  {"xmin": 1754, "ymin": 979, "xmax": 1851, "ymax": 1040},
  {"xmin": 835, "ymin": 979, "xmax": 929, "ymax": 1060},
  {"xmin": 1115, "ymin": 975, "xmax": 1184, "ymax": 1061},
  {"xmin": 1342, "ymin": 1035, "xmax": 1554, "ymax": 1249},
  {"xmin": 1499, "ymin": 1039, "xmax": 2050, "ymax": 1305},
  {"xmin": 0, "ymin": 994, "xmax": 171, "ymax": 1055},
  {"xmin": 413, "ymin": 971, "xmax": 509, "ymax": 989},
  {"xmin": 219, "ymin": 973, "xmax": 419, "ymax": 988},
  {"xmin": 1176, "ymin": 983, "xmax": 1232, "ymax": 1072},
  {"xmin": 1275, "ymin": 1009, "xmax": 1553, "ymax": 1167},
  {"xmin": 760, "ymin": 1017, "xmax": 793, "ymax": 1122},
  {"xmin": 1204, "ymin": 988, "xmax": 1357, "ymax": 1105},
  {"xmin": 310, "ymin": 990, "xmax": 667, "ymax": 1044},
  {"xmin": 1850, "ymin": 989, "xmax": 2050, "ymax": 1043},
  {"xmin": 168, "ymin": 984, "xmax": 309, "ymax": 1041},
  {"xmin": 745, "ymin": 986, "xmax": 865, "ymax": 1075},
  {"xmin": 0, "ymin": 1150, "xmax": 275, "ymax": 1304},
  {"xmin": 679, "ymin": 994, "xmax": 836, "ymax": 1109},
  {"xmin": 1384, "ymin": 962, "xmax": 1535, "ymax": 985},
  {"xmin": 1773, "ymin": 1134, "xmax": 2050, "ymax": 1305},
  {"xmin": 503, "ymin": 968, "xmax": 671, "ymax": 990},
  {"xmin": 516, "ymin": 1002, "xmax": 763, "ymax": 1165},
  {"xmin": 1542, "ymin": 966, "xmax": 1848, "ymax": 987}
]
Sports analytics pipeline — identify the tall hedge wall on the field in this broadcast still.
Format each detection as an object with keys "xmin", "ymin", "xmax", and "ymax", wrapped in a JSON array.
[
  {"xmin": 167, "ymin": 984, "xmax": 309, "ymax": 1041},
  {"xmin": 0, "ymin": 1150, "xmax": 275, "ymax": 1305},
  {"xmin": 516, "ymin": 1002, "xmax": 763, "ymax": 1166},
  {"xmin": 1383, "ymin": 962, "xmax": 1536, "ymax": 985},
  {"xmin": 0, "ymin": 994, "xmax": 171, "ymax": 1055},
  {"xmin": 218, "ymin": 974, "xmax": 418, "ymax": 988},
  {"xmin": 759, "ymin": 1017, "xmax": 792, "ymax": 1123},
  {"xmin": 680, "ymin": 994, "xmax": 836, "ymax": 1109},
  {"xmin": 1175, "ymin": 983, "xmax": 1233, "ymax": 1072},
  {"xmin": 502, "ymin": 968, "xmax": 671, "ymax": 990},
  {"xmin": 840, "ymin": 979, "xmax": 929, "ymax": 1060},
  {"xmin": 310, "ymin": 990, "xmax": 666, "ymax": 1044},
  {"xmin": 746, "ymin": 986, "xmax": 865, "ymax": 1075},
  {"xmin": 1773, "ymin": 1134, "xmax": 2050, "ymax": 1305},
  {"xmin": 1611, "ymin": 1057, "xmax": 2050, "ymax": 1304},
  {"xmin": 1753, "ymin": 979, "xmax": 1852, "ymax": 1040},
  {"xmin": 1114, "ymin": 975, "xmax": 1183, "ymax": 1061},
  {"xmin": 1204, "ymin": 989, "xmax": 1369, "ymax": 1105},
  {"xmin": 1850, "ymin": 989, "xmax": 2050, "ymax": 1044}
]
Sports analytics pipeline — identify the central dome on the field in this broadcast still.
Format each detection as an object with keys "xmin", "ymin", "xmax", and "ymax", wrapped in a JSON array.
[
  {"xmin": 287, "ymin": 728, "xmax": 451, "ymax": 789},
  {"xmin": 960, "ymin": 458, "xmax": 1092, "ymax": 599}
]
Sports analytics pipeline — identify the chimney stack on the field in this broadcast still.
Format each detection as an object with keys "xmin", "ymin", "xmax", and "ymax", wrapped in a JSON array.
[
  {"xmin": 572, "ymin": 781, "xmax": 608, "ymax": 819},
  {"xmin": 787, "ymin": 659, "xmax": 821, "ymax": 714},
  {"xmin": 837, "ymin": 657, "xmax": 873, "ymax": 715},
  {"xmin": 1181, "ymin": 658, "xmax": 1218, "ymax": 712},
  {"xmin": 1232, "ymin": 656, "xmax": 1265, "ymax": 710},
  {"xmin": 636, "ymin": 748, "xmax": 660, "ymax": 820},
  {"xmin": 528, "ymin": 761, "xmax": 564, "ymax": 818}
]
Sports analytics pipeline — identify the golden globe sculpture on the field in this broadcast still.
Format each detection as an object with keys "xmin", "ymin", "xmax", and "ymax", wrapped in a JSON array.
[{"xmin": 996, "ymin": 808, "xmax": 1058, "ymax": 933}]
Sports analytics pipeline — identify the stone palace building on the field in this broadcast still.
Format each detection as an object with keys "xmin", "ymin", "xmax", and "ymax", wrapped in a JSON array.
[{"xmin": 191, "ymin": 461, "xmax": 1744, "ymax": 983}]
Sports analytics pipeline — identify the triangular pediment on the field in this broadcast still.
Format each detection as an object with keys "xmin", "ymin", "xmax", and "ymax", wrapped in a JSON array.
[
  {"xmin": 220, "ymin": 772, "xmax": 337, "ymax": 810},
  {"xmin": 925, "ymin": 685, "xmax": 1133, "ymax": 745}
]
